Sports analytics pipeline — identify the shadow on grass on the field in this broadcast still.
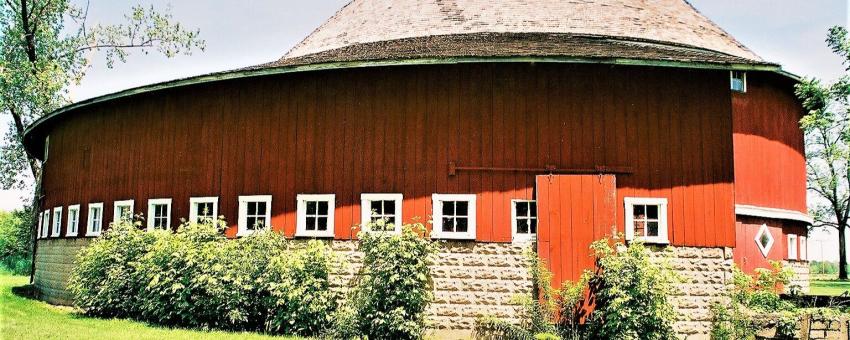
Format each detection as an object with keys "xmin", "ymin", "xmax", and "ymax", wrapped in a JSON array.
[{"xmin": 11, "ymin": 283, "xmax": 38, "ymax": 300}]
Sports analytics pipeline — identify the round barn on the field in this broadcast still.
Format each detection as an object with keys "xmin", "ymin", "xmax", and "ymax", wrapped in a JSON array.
[{"xmin": 24, "ymin": 0, "xmax": 810, "ymax": 337}]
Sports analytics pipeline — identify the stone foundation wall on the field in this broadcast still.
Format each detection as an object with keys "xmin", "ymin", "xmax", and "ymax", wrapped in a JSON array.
[
  {"xmin": 326, "ymin": 240, "xmax": 532, "ymax": 332},
  {"xmin": 652, "ymin": 246, "xmax": 735, "ymax": 340},
  {"xmin": 784, "ymin": 260, "xmax": 811, "ymax": 294},
  {"xmin": 33, "ymin": 238, "xmax": 92, "ymax": 305}
]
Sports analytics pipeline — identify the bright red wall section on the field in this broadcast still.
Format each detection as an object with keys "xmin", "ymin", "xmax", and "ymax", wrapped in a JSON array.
[
  {"xmin": 732, "ymin": 73, "xmax": 807, "ymax": 213},
  {"xmin": 734, "ymin": 216, "xmax": 807, "ymax": 273},
  {"xmin": 39, "ymin": 63, "xmax": 735, "ymax": 246}
]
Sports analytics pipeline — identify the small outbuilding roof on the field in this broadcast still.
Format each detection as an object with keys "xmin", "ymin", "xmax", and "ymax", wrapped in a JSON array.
[{"xmin": 273, "ymin": 0, "xmax": 769, "ymax": 67}]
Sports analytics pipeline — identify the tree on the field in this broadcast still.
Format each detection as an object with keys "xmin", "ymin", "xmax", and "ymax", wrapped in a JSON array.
[
  {"xmin": 0, "ymin": 0, "xmax": 205, "ymax": 191},
  {"xmin": 797, "ymin": 26, "xmax": 850, "ymax": 280}
]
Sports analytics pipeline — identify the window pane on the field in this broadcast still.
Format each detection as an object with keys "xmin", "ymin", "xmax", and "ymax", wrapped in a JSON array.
[
  {"xmin": 256, "ymin": 202, "xmax": 267, "ymax": 215},
  {"xmin": 248, "ymin": 202, "xmax": 257, "ymax": 215},
  {"xmin": 647, "ymin": 221, "xmax": 659, "ymax": 237},
  {"xmin": 371, "ymin": 201, "xmax": 383, "ymax": 215},
  {"xmin": 633, "ymin": 205, "xmax": 645, "ymax": 219},
  {"xmin": 530, "ymin": 202, "xmax": 537, "ymax": 216},
  {"xmin": 306, "ymin": 217, "xmax": 316, "ymax": 231},
  {"xmin": 517, "ymin": 219, "xmax": 529, "ymax": 234},
  {"xmin": 456, "ymin": 217, "xmax": 468, "ymax": 232},
  {"xmin": 647, "ymin": 205, "xmax": 658, "ymax": 219},
  {"xmin": 442, "ymin": 217, "xmax": 454, "ymax": 232},
  {"xmin": 456, "ymin": 201, "xmax": 468, "ymax": 216},
  {"xmin": 317, "ymin": 217, "xmax": 328, "ymax": 231},
  {"xmin": 516, "ymin": 202, "xmax": 529, "ymax": 217},
  {"xmin": 318, "ymin": 201, "xmax": 328, "ymax": 215},
  {"xmin": 306, "ymin": 201, "xmax": 317, "ymax": 215},
  {"xmin": 247, "ymin": 217, "xmax": 258, "ymax": 230},
  {"xmin": 530, "ymin": 219, "xmax": 537, "ymax": 234},
  {"xmin": 634, "ymin": 220, "xmax": 646, "ymax": 237},
  {"xmin": 442, "ymin": 201, "xmax": 455, "ymax": 216},
  {"xmin": 384, "ymin": 200, "xmax": 395, "ymax": 214}
]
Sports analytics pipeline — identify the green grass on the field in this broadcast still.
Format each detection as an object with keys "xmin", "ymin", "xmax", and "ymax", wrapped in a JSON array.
[
  {"xmin": 810, "ymin": 278, "xmax": 850, "ymax": 296},
  {"xmin": 0, "ymin": 272, "xmax": 296, "ymax": 339}
]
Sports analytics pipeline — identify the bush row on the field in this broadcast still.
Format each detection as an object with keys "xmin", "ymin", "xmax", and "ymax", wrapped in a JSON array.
[{"xmin": 68, "ymin": 219, "xmax": 437, "ymax": 338}]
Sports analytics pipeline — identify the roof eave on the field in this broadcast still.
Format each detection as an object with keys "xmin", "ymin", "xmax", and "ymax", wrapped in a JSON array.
[{"xmin": 22, "ymin": 56, "xmax": 794, "ymax": 159}]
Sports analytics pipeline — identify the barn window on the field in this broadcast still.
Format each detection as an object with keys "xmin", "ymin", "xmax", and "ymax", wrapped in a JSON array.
[
  {"xmin": 52, "ymin": 207, "xmax": 62, "ymax": 237},
  {"xmin": 624, "ymin": 197, "xmax": 668, "ymax": 244},
  {"xmin": 36, "ymin": 211, "xmax": 43, "ymax": 239},
  {"xmin": 730, "ymin": 71, "xmax": 747, "ymax": 92},
  {"xmin": 41, "ymin": 210, "xmax": 50, "ymax": 238},
  {"xmin": 512, "ymin": 200, "xmax": 537, "ymax": 243},
  {"xmin": 113, "ymin": 199, "xmax": 134, "ymax": 223},
  {"xmin": 787, "ymin": 234, "xmax": 798, "ymax": 260},
  {"xmin": 754, "ymin": 224, "xmax": 774, "ymax": 257},
  {"xmin": 800, "ymin": 236, "xmax": 807, "ymax": 261},
  {"xmin": 361, "ymin": 193, "xmax": 402, "ymax": 232},
  {"xmin": 66, "ymin": 205, "xmax": 80, "ymax": 236},
  {"xmin": 239, "ymin": 195, "xmax": 272, "ymax": 236},
  {"xmin": 296, "ymin": 194, "xmax": 335, "ymax": 238},
  {"xmin": 190, "ymin": 197, "xmax": 219, "ymax": 224},
  {"xmin": 86, "ymin": 203, "xmax": 104, "ymax": 236},
  {"xmin": 431, "ymin": 194, "xmax": 476, "ymax": 240},
  {"xmin": 147, "ymin": 198, "xmax": 172, "ymax": 230}
]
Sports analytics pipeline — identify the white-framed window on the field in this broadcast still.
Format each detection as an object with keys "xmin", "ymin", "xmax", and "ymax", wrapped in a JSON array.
[
  {"xmin": 86, "ymin": 203, "xmax": 104, "ymax": 236},
  {"xmin": 36, "ymin": 211, "xmax": 43, "ymax": 239},
  {"xmin": 41, "ymin": 210, "xmax": 50, "ymax": 238},
  {"xmin": 512, "ymin": 200, "xmax": 537, "ymax": 243},
  {"xmin": 432, "ymin": 194, "xmax": 477, "ymax": 240},
  {"xmin": 189, "ymin": 197, "xmax": 219, "ymax": 224},
  {"xmin": 624, "ymin": 197, "xmax": 669, "ymax": 244},
  {"xmin": 787, "ymin": 234, "xmax": 798, "ymax": 260},
  {"xmin": 147, "ymin": 198, "xmax": 172, "ymax": 230},
  {"xmin": 238, "ymin": 195, "xmax": 272, "ymax": 236},
  {"xmin": 800, "ymin": 235, "xmax": 808, "ymax": 261},
  {"xmin": 731, "ymin": 70, "xmax": 747, "ymax": 93},
  {"xmin": 113, "ymin": 199, "xmax": 134, "ymax": 223},
  {"xmin": 360, "ymin": 193, "xmax": 402, "ymax": 233},
  {"xmin": 296, "ymin": 194, "xmax": 334, "ymax": 238},
  {"xmin": 66, "ymin": 204, "xmax": 80, "ymax": 236},
  {"xmin": 51, "ymin": 207, "xmax": 63, "ymax": 237}
]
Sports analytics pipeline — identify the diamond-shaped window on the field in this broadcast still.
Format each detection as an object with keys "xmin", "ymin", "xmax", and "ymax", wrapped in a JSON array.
[{"xmin": 754, "ymin": 224, "xmax": 774, "ymax": 258}]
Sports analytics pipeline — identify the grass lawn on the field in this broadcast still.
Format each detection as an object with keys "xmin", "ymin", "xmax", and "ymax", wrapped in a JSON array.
[
  {"xmin": 810, "ymin": 276, "xmax": 850, "ymax": 296},
  {"xmin": 0, "ymin": 273, "xmax": 295, "ymax": 339}
]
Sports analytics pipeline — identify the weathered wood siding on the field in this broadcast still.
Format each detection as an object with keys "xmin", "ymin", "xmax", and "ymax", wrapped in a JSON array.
[{"xmin": 39, "ymin": 63, "xmax": 735, "ymax": 247}]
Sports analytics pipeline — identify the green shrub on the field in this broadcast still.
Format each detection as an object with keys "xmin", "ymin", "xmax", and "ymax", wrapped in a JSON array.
[
  {"xmin": 68, "ymin": 219, "xmax": 155, "ymax": 317},
  {"xmin": 336, "ymin": 222, "xmax": 438, "ymax": 339},
  {"xmin": 134, "ymin": 220, "xmax": 285, "ymax": 331},
  {"xmin": 586, "ymin": 238, "xmax": 679, "ymax": 340},
  {"xmin": 0, "ymin": 208, "xmax": 33, "ymax": 275},
  {"xmin": 711, "ymin": 262, "xmax": 797, "ymax": 339},
  {"xmin": 264, "ymin": 239, "xmax": 339, "ymax": 336}
]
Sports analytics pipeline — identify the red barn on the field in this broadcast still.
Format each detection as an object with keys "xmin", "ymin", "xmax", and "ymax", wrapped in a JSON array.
[{"xmin": 24, "ymin": 0, "xmax": 809, "ymax": 337}]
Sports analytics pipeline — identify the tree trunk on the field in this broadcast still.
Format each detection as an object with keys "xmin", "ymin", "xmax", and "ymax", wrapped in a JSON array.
[{"xmin": 840, "ymin": 224, "xmax": 848, "ymax": 280}]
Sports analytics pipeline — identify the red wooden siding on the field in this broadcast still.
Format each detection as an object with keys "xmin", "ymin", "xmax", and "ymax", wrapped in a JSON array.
[
  {"xmin": 39, "ymin": 63, "xmax": 735, "ymax": 247},
  {"xmin": 732, "ymin": 73, "xmax": 807, "ymax": 213},
  {"xmin": 734, "ymin": 216, "xmax": 807, "ymax": 273},
  {"xmin": 536, "ymin": 174, "xmax": 617, "ymax": 286}
]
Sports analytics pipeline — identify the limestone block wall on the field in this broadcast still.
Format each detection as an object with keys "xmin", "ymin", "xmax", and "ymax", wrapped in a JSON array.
[
  {"xmin": 33, "ymin": 238, "xmax": 92, "ymax": 305},
  {"xmin": 784, "ymin": 260, "xmax": 811, "ymax": 294},
  {"xmin": 652, "ymin": 246, "xmax": 735, "ymax": 340},
  {"xmin": 327, "ymin": 240, "xmax": 533, "ymax": 331}
]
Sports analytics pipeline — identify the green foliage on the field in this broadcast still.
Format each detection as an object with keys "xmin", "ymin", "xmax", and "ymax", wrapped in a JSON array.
[
  {"xmin": 68, "ymin": 219, "xmax": 155, "ymax": 317},
  {"xmin": 335, "ymin": 222, "xmax": 438, "ymax": 340},
  {"xmin": 474, "ymin": 316, "xmax": 536, "ymax": 340},
  {"xmin": 709, "ymin": 302, "xmax": 757, "ymax": 340},
  {"xmin": 729, "ymin": 262, "xmax": 793, "ymax": 311},
  {"xmin": 810, "ymin": 260, "xmax": 839, "ymax": 275},
  {"xmin": 586, "ymin": 238, "xmax": 679, "ymax": 340},
  {"xmin": 264, "ymin": 240, "xmax": 339, "ymax": 336},
  {"xmin": 1, "ymin": 0, "xmax": 204, "ymax": 189},
  {"xmin": 0, "ymin": 208, "xmax": 33, "ymax": 275}
]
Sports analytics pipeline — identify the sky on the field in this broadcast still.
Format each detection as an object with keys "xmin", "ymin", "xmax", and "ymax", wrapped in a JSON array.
[{"xmin": 0, "ymin": 0, "xmax": 848, "ymax": 258}]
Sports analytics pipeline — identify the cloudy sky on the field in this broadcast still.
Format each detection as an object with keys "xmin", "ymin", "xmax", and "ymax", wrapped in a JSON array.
[{"xmin": 1, "ymin": 0, "xmax": 848, "ymax": 257}]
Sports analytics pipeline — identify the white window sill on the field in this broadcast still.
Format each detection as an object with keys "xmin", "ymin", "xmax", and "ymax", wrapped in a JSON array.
[
  {"xmin": 85, "ymin": 232, "xmax": 101, "ymax": 237},
  {"xmin": 66, "ymin": 232, "xmax": 78, "ymax": 237},
  {"xmin": 294, "ymin": 232, "xmax": 335, "ymax": 238},
  {"xmin": 430, "ymin": 232, "xmax": 475, "ymax": 240},
  {"xmin": 630, "ymin": 237, "xmax": 669, "ymax": 245},
  {"xmin": 512, "ymin": 235, "xmax": 537, "ymax": 246}
]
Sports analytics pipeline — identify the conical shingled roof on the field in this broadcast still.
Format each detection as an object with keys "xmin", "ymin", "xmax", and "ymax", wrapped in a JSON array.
[{"xmin": 272, "ymin": 0, "xmax": 767, "ymax": 67}]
